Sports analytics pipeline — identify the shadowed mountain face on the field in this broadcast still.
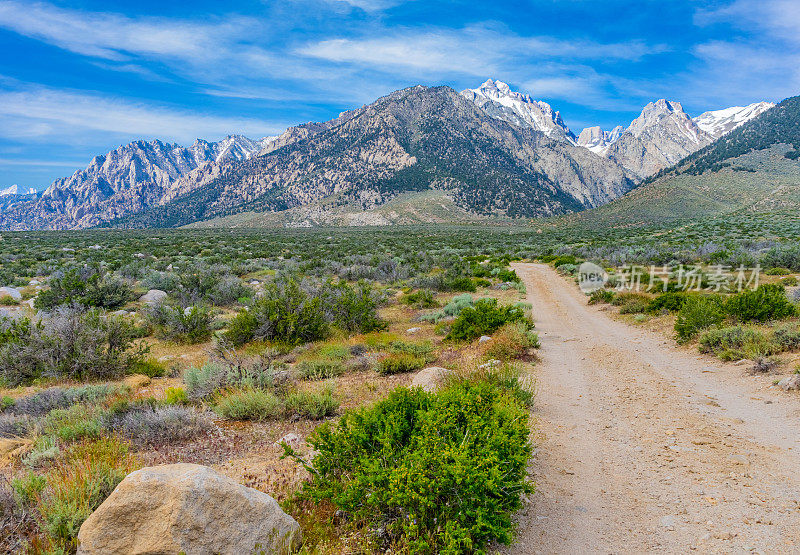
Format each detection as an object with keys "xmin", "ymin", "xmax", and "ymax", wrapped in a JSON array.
[{"xmin": 112, "ymin": 86, "xmax": 632, "ymax": 228}]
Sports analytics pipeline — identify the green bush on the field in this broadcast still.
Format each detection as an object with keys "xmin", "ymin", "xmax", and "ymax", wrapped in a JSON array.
[
  {"xmin": 145, "ymin": 304, "xmax": 213, "ymax": 344},
  {"xmin": 291, "ymin": 379, "xmax": 532, "ymax": 553},
  {"xmin": 780, "ymin": 276, "xmax": 798, "ymax": 286},
  {"xmin": 284, "ymin": 387, "xmax": 339, "ymax": 420},
  {"xmin": 296, "ymin": 359, "xmax": 346, "ymax": 380},
  {"xmin": 130, "ymin": 358, "xmax": 167, "ymax": 378},
  {"xmin": 765, "ymin": 267, "xmax": 792, "ymax": 276},
  {"xmin": 773, "ymin": 324, "xmax": 800, "ymax": 351},
  {"xmin": 446, "ymin": 299, "xmax": 530, "ymax": 342},
  {"xmin": 725, "ymin": 284, "xmax": 796, "ymax": 322},
  {"xmin": 224, "ymin": 277, "xmax": 328, "ymax": 347},
  {"xmin": 400, "ymin": 290, "xmax": 439, "ymax": 309},
  {"xmin": 675, "ymin": 295, "xmax": 725, "ymax": 342},
  {"xmin": 482, "ymin": 322, "xmax": 539, "ymax": 361},
  {"xmin": 214, "ymin": 388, "xmax": 284, "ymax": 420},
  {"xmin": 376, "ymin": 352, "xmax": 426, "ymax": 375},
  {"xmin": 619, "ymin": 299, "xmax": 650, "ymax": 314},
  {"xmin": 163, "ymin": 387, "xmax": 188, "ymax": 405},
  {"xmin": 647, "ymin": 291, "xmax": 691, "ymax": 313},
  {"xmin": 322, "ymin": 280, "xmax": 387, "ymax": 334},
  {"xmin": 35, "ymin": 267, "xmax": 132, "ymax": 310}
]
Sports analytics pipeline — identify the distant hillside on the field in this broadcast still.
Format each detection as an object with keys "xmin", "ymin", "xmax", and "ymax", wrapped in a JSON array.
[{"xmin": 557, "ymin": 95, "xmax": 800, "ymax": 230}]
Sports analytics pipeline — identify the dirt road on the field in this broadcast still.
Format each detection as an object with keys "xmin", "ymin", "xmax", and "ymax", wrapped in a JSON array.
[{"xmin": 506, "ymin": 263, "xmax": 800, "ymax": 554}]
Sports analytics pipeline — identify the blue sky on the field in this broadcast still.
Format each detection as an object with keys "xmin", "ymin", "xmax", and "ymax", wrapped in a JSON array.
[{"xmin": 1, "ymin": 0, "xmax": 799, "ymax": 191}]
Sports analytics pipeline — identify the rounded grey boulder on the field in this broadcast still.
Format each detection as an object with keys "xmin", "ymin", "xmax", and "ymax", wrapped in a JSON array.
[{"xmin": 77, "ymin": 463, "xmax": 302, "ymax": 554}]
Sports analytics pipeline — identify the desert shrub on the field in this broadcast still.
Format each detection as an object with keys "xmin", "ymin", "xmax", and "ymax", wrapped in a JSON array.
[
  {"xmin": 555, "ymin": 263, "xmax": 577, "ymax": 275},
  {"xmin": 41, "ymin": 405, "xmax": 106, "ymax": 443},
  {"xmin": 389, "ymin": 340, "xmax": 435, "ymax": 361},
  {"xmin": 297, "ymin": 359, "xmax": 345, "ymax": 380},
  {"xmin": 284, "ymin": 387, "xmax": 339, "ymax": 420},
  {"xmin": 675, "ymin": 295, "xmax": 725, "ymax": 342},
  {"xmin": 214, "ymin": 388, "xmax": 283, "ymax": 420},
  {"xmin": 699, "ymin": 326, "xmax": 775, "ymax": 360},
  {"xmin": 494, "ymin": 268, "xmax": 520, "ymax": 283},
  {"xmin": 11, "ymin": 472, "xmax": 46, "ymax": 507},
  {"xmin": 144, "ymin": 303, "xmax": 213, "ymax": 344},
  {"xmin": 163, "ymin": 387, "xmax": 188, "ymax": 405},
  {"xmin": 37, "ymin": 438, "xmax": 137, "ymax": 552},
  {"xmin": 551, "ymin": 255, "xmax": 577, "ymax": 267},
  {"xmin": 209, "ymin": 275, "xmax": 253, "ymax": 306},
  {"xmin": 773, "ymin": 324, "xmax": 800, "ymax": 351},
  {"xmin": 322, "ymin": 280, "xmax": 387, "ymax": 334},
  {"xmin": 22, "ymin": 436, "xmax": 60, "ymax": 468},
  {"xmin": 619, "ymin": 298, "xmax": 650, "ymax": 314},
  {"xmin": 106, "ymin": 405, "xmax": 211, "ymax": 446},
  {"xmin": 9, "ymin": 384, "xmax": 125, "ymax": 417},
  {"xmin": 0, "ymin": 413, "xmax": 33, "ymax": 438},
  {"xmin": 588, "ymin": 290, "xmax": 614, "ymax": 304},
  {"xmin": 446, "ymin": 299, "xmax": 530, "ymax": 342},
  {"xmin": 610, "ymin": 292, "xmax": 647, "ymax": 307},
  {"xmin": 400, "ymin": 290, "xmax": 439, "ymax": 309},
  {"xmin": 647, "ymin": 291, "xmax": 691, "ymax": 313},
  {"xmin": 725, "ymin": 284, "xmax": 796, "ymax": 322},
  {"xmin": 184, "ymin": 362, "xmax": 228, "ymax": 400},
  {"xmin": 35, "ymin": 267, "xmax": 132, "ymax": 310},
  {"xmin": 0, "ymin": 309, "xmax": 147, "ymax": 386},
  {"xmin": 224, "ymin": 277, "xmax": 327, "ymax": 347},
  {"xmin": 483, "ymin": 322, "xmax": 539, "ymax": 361},
  {"xmin": 376, "ymin": 352, "xmax": 426, "ymax": 375},
  {"xmin": 291, "ymin": 379, "xmax": 532, "ymax": 553},
  {"xmin": 780, "ymin": 276, "xmax": 798, "ymax": 286},
  {"xmin": 762, "ymin": 245, "xmax": 800, "ymax": 272},
  {"xmin": 765, "ymin": 267, "xmax": 792, "ymax": 276},
  {"xmin": 129, "ymin": 358, "xmax": 167, "ymax": 378}
]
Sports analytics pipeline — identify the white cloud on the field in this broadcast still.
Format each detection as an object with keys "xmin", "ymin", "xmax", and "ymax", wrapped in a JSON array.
[{"xmin": 0, "ymin": 86, "xmax": 286, "ymax": 144}]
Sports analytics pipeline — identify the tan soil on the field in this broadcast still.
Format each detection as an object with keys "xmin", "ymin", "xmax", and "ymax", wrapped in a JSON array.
[{"xmin": 506, "ymin": 263, "xmax": 800, "ymax": 554}]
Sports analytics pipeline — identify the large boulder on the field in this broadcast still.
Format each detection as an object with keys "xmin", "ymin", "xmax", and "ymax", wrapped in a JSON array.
[
  {"xmin": 778, "ymin": 374, "xmax": 800, "ymax": 391},
  {"xmin": 0, "ymin": 286, "xmax": 21, "ymax": 301},
  {"xmin": 139, "ymin": 289, "xmax": 167, "ymax": 305},
  {"xmin": 77, "ymin": 463, "xmax": 302, "ymax": 555},
  {"xmin": 410, "ymin": 366, "xmax": 452, "ymax": 392}
]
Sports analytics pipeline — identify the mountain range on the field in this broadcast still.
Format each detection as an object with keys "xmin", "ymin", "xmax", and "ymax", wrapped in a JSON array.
[{"xmin": 0, "ymin": 80, "xmax": 778, "ymax": 230}]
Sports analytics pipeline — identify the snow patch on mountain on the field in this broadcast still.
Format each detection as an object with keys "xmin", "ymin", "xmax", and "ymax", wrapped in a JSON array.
[
  {"xmin": 693, "ymin": 102, "xmax": 775, "ymax": 139},
  {"xmin": 577, "ymin": 125, "xmax": 624, "ymax": 154},
  {"xmin": 461, "ymin": 79, "xmax": 577, "ymax": 144},
  {"xmin": 0, "ymin": 184, "xmax": 37, "ymax": 196}
]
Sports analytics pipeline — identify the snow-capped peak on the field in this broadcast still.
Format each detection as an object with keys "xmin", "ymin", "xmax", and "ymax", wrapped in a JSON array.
[
  {"xmin": 0, "ymin": 184, "xmax": 36, "ymax": 196},
  {"xmin": 461, "ymin": 79, "xmax": 577, "ymax": 144},
  {"xmin": 693, "ymin": 101, "xmax": 775, "ymax": 139}
]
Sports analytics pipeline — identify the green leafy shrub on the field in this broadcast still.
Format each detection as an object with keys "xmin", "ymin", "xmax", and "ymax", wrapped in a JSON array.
[
  {"xmin": 292, "ymin": 379, "xmax": 532, "ymax": 553},
  {"xmin": 725, "ymin": 284, "xmax": 796, "ymax": 322},
  {"xmin": 675, "ymin": 295, "xmax": 725, "ymax": 342},
  {"xmin": 163, "ymin": 387, "xmax": 188, "ymax": 405},
  {"xmin": 389, "ymin": 340, "xmax": 434, "ymax": 361},
  {"xmin": 322, "ymin": 280, "xmax": 387, "ymax": 334},
  {"xmin": 551, "ymin": 255, "xmax": 576, "ymax": 267},
  {"xmin": 35, "ymin": 267, "xmax": 132, "ymax": 310},
  {"xmin": 400, "ymin": 290, "xmax": 439, "ymax": 309},
  {"xmin": 699, "ymin": 326, "xmax": 775, "ymax": 360},
  {"xmin": 41, "ymin": 405, "xmax": 106, "ymax": 443},
  {"xmin": 647, "ymin": 291, "xmax": 691, "ymax": 313},
  {"xmin": 376, "ymin": 352, "xmax": 426, "ymax": 375},
  {"xmin": 619, "ymin": 298, "xmax": 650, "ymax": 314},
  {"xmin": 780, "ymin": 276, "xmax": 798, "ymax": 286},
  {"xmin": 130, "ymin": 358, "xmax": 168, "ymax": 378},
  {"xmin": 765, "ymin": 267, "xmax": 792, "ymax": 276},
  {"xmin": 446, "ymin": 299, "xmax": 529, "ymax": 342},
  {"xmin": 224, "ymin": 277, "xmax": 327, "ymax": 347}
]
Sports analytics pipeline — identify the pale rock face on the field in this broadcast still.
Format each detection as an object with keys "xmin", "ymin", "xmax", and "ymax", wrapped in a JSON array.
[
  {"xmin": 0, "ymin": 184, "xmax": 37, "ymax": 196},
  {"xmin": 577, "ymin": 125, "xmax": 624, "ymax": 154},
  {"xmin": 411, "ymin": 366, "xmax": 453, "ymax": 392},
  {"xmin": 693, "ymin": 102, "xmax": 775, "ymax": 139},
  {"xmin": 76, "ymin": 463, "xmax": 302, "ymax": 555},
  {"xmin": 461, "ymin": 79, "xmax": 577, "ymax": 144},
  {"xmin": 604, "ymin": 100, "xmax": 713, "ymax": 179}
]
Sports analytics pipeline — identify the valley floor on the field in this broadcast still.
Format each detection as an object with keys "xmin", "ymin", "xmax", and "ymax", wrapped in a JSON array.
[{"xmin": 507, "ymin": 263, "xmax": 800, "ymax": 553}]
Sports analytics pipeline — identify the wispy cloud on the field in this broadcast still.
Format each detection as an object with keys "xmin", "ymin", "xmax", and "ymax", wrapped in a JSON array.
[{"xmin": 0, "ymin": 85, "xmax": 286, "ymax": 144}]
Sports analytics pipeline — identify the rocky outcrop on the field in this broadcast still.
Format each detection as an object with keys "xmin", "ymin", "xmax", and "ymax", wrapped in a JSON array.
[{"xmin": 77, "ymin": 463, "xmax": 302, "ymax": 555}]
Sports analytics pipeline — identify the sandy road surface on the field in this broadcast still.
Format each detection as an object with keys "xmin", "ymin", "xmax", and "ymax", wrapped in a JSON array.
[{"xmin": 505, "ymin": 263, "xmax": 800, "ymax": 554}]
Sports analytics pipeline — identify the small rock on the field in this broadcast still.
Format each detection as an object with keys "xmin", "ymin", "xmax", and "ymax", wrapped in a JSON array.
[
  {"xmin": 411, "ymin": 366, "xmax": 452, "ymax": 392},
  {"xmin": 111, "ymin": 309, "xmax": 129, "ymax": 316},
  {"xmin": 140, "ymin": 289, "xmax": 167, "ymax": 305},
  {"xmin": 478, "ymin": 335, "xmax": 492, "ymax": 344},
  {"xmin": 275, "ymin": 433, "xmax": 306, "ymax": 452},
  {"xmin": 28, "ymin": 279, "xmax": 40, "ymax": 286},
  {"xmin": 777, "ymin": 374, "xmax": 800, "ymax": 391},
  {"xmin": 660, "ymin": 515, "xmax": 677, "ymax": 529},
  {"xmin": 478, "ymin": 359, "xmax": 501, "ymax": 370},
  {"xmin": 406, "ymin": 327, "xmax": 421, "ymax": 334},
  {"xmin": 77, "ymin": 463, "xmax": 301, "ymax": 555}
]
